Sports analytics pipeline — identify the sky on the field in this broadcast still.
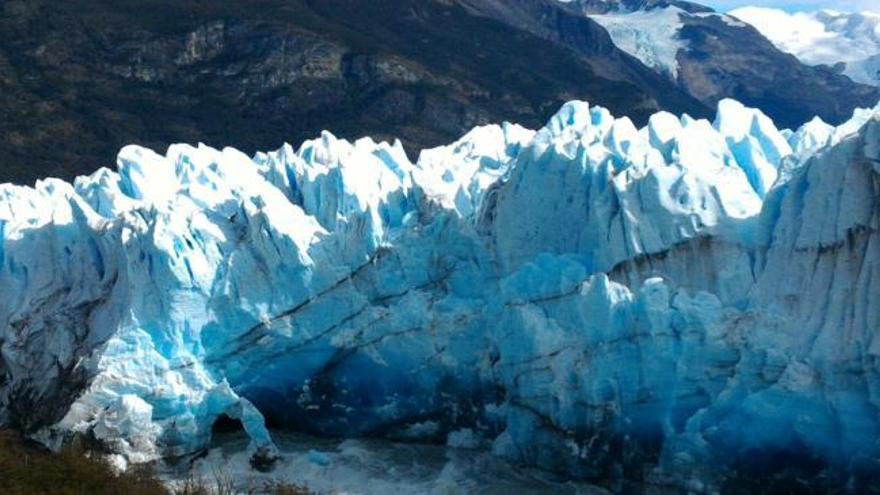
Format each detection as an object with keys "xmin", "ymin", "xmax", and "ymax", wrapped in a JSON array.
[{"xmin": 700, "ymin": 0, "xmax": 880, "ymax": 12}]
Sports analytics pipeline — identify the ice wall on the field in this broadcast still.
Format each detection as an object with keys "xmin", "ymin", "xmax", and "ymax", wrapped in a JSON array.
[{"xmin": 1, "ymin": 98, "xmax": 878, "ymax": 490}]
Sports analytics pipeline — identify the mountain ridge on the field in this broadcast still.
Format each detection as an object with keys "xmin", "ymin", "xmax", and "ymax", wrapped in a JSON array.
[
  {"xmin": 0, "ymin": 0, "xmax": 706, "ymax": 185},
  {"xmin": 2, "ymin": 0, "xmax": 879, "ymax": 187}
]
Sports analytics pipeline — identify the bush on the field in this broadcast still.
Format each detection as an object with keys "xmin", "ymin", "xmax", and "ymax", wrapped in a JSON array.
[
  {"xmin": 169, "ymin": 472, "xmax": 312, "ymax": 495},
  {"xmin": 0, "ymin": 429, "xmax": 314, "ymax": 494},
  {"xmin": 0, "ymin": 429, "xmax": 166, "ymax": 495},
  {"xmin": 260, "ymin": 481, "xmax": 312, "ymax": 495}
]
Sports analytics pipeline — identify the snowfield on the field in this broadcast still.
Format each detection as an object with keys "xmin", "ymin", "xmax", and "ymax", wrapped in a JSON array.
[
  {"xmin": 589, "ymin": 7, "xmax": 689, "ymax": 79},
  {"xmin": 731, "ymin": 7, "xmax": 880, "ymax": 86}
]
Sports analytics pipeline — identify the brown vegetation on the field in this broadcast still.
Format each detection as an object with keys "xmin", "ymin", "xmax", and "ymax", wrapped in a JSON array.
[
  {"xmin": 0, "ymin": 429, "xmax": 311, "ymax": 495},
  {"xmin": 0, "ymin": 429, "xmax": 165, "ymax": 495}
]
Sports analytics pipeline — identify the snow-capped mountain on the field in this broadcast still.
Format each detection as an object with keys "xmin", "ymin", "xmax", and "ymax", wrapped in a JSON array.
[
  {"xmin": 731, "ymin": 7, "xmax": 880, "ymax": 86},
  {"xmin": 532, "ymin": 0, "xmax": 880, "ymax": 131},
  {"xmin": 583, "ymin": 3, "xmax": 748, "ymax": 80},
  {"xmin": 2, "ymin": 98, "xmax": 879, "ymax": 491}
]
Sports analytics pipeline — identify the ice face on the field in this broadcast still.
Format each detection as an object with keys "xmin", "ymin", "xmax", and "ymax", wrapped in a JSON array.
[
  {"xmin": 413, "ymin": 123, "xmax": 535, "ymax": 219},
  {"xmin": 479, "ymin": 100, "xmax": 768, "ymax": 282},
  {"xmin": 1, "ymin": 98, "xmax": 879, "ymax": 490}
]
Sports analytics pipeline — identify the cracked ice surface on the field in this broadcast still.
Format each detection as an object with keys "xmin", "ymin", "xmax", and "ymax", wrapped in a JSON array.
[{"xmin": 1, "ymin": 98, "xmax": 880, "ymax": 490}]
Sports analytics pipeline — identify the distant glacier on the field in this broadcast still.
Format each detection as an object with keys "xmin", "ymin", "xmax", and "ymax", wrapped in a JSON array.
[{"xmin": 1, "ymin": 97, "xmax": 879, "ymax": 492}]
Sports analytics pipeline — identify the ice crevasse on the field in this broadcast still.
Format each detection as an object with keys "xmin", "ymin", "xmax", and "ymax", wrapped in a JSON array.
[{"xmin": 0, "ymin": 97, "xmax": 879, "ymax": 490}]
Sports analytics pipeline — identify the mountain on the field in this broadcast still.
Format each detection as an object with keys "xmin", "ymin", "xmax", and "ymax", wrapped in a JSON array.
[
  {"xmin": 557, "ymin": 0, "xmax": 713, "ymax": 14},
  {"xmin": 2, "ymin": 97, "xmax": 879, "ymax": 491},
  {"xmin": 730, "ymin": 7, "xmax": 880, "ymax": 86},
  {"xmin": 543, "ymin": 0, "xmax": 880, "ymax": 129},
  {"xmin": 2, "ymin": 0, "xmax": 878, "ymax": 187},
  {"xmin": 0, "ymin": 0, "xmax": 707, "ymax": 186}
]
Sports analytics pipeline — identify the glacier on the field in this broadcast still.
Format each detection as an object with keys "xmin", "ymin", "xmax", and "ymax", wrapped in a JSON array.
[
  {"xmin": 1, "ymin": 97, "xmax": 879, "ymax": 491},
  {"xmin": 587, "ymin": 7, "xmax": 689, "ymax": 80},
  {"xmin": 579, "ymin": 3, "xmax": 748, "ymax": 84}
]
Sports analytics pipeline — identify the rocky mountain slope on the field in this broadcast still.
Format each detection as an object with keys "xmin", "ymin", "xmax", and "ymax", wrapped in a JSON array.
[
  {"xmin": 1, "ymin": 97, "xmax": 879, "ymax": 492},
  {"xmin": 2, "ymin": 0, "xmax": 878, "ymax": 186},
  {"xmin": 0, "ymin": 0, "xmax": 706, "ymax": 185}
]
